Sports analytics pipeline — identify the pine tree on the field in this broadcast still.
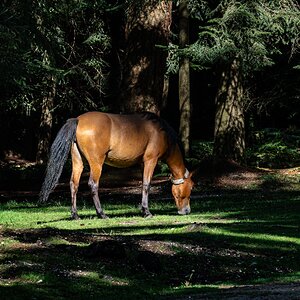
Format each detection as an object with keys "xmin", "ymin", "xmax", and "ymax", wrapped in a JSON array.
[
  {"xmin": 178, "ymin": 0, "xmax": 191, "ymax": 156},
  {"xmin": 186, "ymin": 0, "xmax": 300, "ymax": 163},
  {"xmin": 119, "ymin": 0, "xmax": 172, "ymax": 114}
]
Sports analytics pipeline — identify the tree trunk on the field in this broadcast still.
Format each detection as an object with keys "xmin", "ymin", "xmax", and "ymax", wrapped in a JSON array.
[
  {"xmin": 213, "ymin": 59, "xmax": 245, "ymax": 164},
  {"xmin": 36, "ymin": 74, "xmax": 56, "ymax": 164},
  {"xmin": 178, "ymin": 0, "xmax": 190, "ymax": 156},
  {"xmin": 119, "ymin": 0, "xmax": 172, "ymax": 114}
]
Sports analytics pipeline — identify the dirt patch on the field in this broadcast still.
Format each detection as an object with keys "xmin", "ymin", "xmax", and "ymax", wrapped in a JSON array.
[
  {"xmin": 215, "ymin": 172, "xmax": 262, "ymax": 189},
  {"xmin": 1, "ymin": 158, "xmax": 299, "ymax": 197},
  {"xmin": 194, "ymin": 159, "xmax": 300, "ymax": 190},
  {"xmin": 172, "ymin": 282, "xmax": 300, "ymax": 299}
]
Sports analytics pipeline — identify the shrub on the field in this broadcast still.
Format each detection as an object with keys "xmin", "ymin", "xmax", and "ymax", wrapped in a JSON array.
[{"xmin": 247, "ymin": 128, "xmax": 300, "ymax": 168}]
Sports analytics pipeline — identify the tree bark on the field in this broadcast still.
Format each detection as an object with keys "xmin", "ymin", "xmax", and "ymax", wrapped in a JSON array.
[
  {"xmin": 178, "ymin": 0, "xmax": 190, "ymax": 156},
  {"xmin": 213, "ymin": 59, "xmax": 245, "ymax": 164},
  {"xmin": 119, "ymin": 0, "xmax": 172, "ymax": 114},
  {"xmin": 36, "ymin": 74, "xmax": 56, "ymax": 164}
]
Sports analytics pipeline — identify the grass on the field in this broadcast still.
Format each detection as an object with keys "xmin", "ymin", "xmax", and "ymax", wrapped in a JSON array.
[{"xmin": 0, "ymin": 183, "xmax": 300, "ymax": 299}]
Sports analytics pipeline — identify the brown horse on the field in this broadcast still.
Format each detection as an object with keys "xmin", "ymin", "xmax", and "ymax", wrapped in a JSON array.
[{"xmin": 40, "ymin": 112, "xmax": 194, "ymax": 219}]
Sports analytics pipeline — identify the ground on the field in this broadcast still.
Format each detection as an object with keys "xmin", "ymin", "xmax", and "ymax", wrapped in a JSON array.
[
  {"xmin": 0, "ymin": 159, "xmax": 299, "ymax": 299},
  {"xmin": 173, "ymin": 283, "xmax": 300, "ymax": 299}
]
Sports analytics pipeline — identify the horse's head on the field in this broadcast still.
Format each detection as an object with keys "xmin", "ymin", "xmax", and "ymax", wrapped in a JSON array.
[{"xmin": 171, "ymin": 170, "xmax": 194, "ymax": 215}]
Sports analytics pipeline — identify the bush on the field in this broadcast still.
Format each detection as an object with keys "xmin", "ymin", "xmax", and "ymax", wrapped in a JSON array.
[
  {"xmin": 247, "ymin": 128, "xmax": 300, "ymax": 168},
  {"xmin": 191, "ymin": 140, "xmax": 213, "ymax": 162}
]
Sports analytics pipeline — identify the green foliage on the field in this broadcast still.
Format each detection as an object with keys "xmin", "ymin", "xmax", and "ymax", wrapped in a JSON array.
[
  {"xmin": 185, "ymin": 0, "xmax": 300, "ymax": 74},
  {"xmin": 156, "ymin": 161, "xmax": 170, "ymax": 176},
  {"xmin": 247, "ymin": 128, "xmax": 300, "ymax": 168},
  {"xmin": 166, "ymin": 0, "xmax": 300, "ymax": 76},
  {"xmin": 191, "ymin": 140, "xmax": 213, "ymax": 161},
  {"xmin": 249, "ymin": 59, "xmax": 300, "ymax": 124},
  {"xmin": 0, "ymin": 0, "xmax": 112, "ymax": 116},
  {"xmin": 166, "ymin": 43, "xmax": 180, "ymax": 74},
  {"xmin": 0, "ymin": 6, "xmax": 28, "ymax": 111}
]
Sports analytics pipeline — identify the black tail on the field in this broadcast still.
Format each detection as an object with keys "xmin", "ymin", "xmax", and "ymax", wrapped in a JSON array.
[{"xmin": 39, "ymin": 118, "xmax": 78, "ymax": 202}]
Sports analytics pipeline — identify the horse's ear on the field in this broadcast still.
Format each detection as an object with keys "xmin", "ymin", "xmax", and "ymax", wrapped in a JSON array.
[
  {"xmin": 189, "ymin": 169, "xmax": 196, "ymax": 178},
  {"xmin": 189, "ymin": 169, "xmax": 198, "ymax": 186}
]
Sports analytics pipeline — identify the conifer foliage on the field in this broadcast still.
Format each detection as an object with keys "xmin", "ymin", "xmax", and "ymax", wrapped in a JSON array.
[{"xmin": 185, "ymin": 0, "xmax": 300, "ymax": 162}]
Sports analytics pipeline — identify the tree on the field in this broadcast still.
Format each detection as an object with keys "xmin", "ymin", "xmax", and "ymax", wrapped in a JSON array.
[
  {"xmin": 36, "ymin": 70, "xmax": 56, "ymax": 164},
  {"xmin": 186, "ymin": 0, "xmax": 300, "ymax": 163},
  {"xmin": 32, "ymin": 1, "xmax": 57, "ymax": 164},
  {"xmin": 0, "ymin": 1, "xmax": 38, "ymax": 158},
  {"xmin": 214, "ymin": 58, "xmax": 245, "ymax": 163},
  {"xmin": 178, "ymin": 0, "xmax": 191, "ymax": 156},
  {"xmin": 119, "ymin": 0, "xmax": 172, "ymax": 114},
  {"xmin": 0, "ymin": 0, "xmax": 111, "ymax": 161}
]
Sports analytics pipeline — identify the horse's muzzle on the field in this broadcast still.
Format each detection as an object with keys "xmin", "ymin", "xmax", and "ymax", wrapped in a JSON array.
[{"xmin": 178, "ymin": 206, "xmax": 191, "ymax": 215}]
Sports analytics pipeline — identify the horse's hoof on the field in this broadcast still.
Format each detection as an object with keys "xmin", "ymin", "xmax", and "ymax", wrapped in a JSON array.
[
  {"xmin": 143, "ymin": 213, "xmax": 153, "ymax": 219},
  {"xmin": 141, "ymin": 206, "xmax": 152, "ymax": 218},
  {"xmin": 71, "ymin": 213, "xmax": 80, "ymax": 220},
  {"xmin": 98, "ymin": 213, "xmax": 109, "ymax": 219}
]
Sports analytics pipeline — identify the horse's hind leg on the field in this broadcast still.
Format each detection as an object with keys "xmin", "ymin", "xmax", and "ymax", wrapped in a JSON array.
[
  {"xmin": 88, "ymin": 159, "xmax": 108, "ymax": 219},
  {"xmin": 70, "ymin": 143, "xmax": 83, "ymax": 220}
]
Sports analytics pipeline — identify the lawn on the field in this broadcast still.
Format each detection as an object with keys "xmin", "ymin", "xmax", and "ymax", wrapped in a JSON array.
[{"xmin": 0, "ymin": 175, "xmax": 299, "ymax": 299}]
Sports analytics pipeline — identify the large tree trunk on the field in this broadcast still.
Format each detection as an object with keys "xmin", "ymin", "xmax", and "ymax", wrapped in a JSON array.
[
  {"xmin": 119, "ymin": 0, "xmax": 172, "ymax": 114},
  {"xmin": 178, "ymin": 0, "xmax": 190, "ymax": 156},
  {"xmin": 213, "ymin": 59, "xmax": 245, "ymax": 164},
  {"xmin": 36, "ymin": 74, "xmax": 56, "ymax": 164}
]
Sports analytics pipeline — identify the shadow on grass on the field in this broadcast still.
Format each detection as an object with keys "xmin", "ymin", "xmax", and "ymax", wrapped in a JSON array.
[
  {"xmin": 0, "ymin": 225, "xmax": 298, "ymax": 299},
  {"xmin": 0, "ymin": 187, "xmax": 299, "ymax": 299}
]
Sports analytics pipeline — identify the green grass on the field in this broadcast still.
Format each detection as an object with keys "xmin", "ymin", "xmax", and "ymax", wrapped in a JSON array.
[{"xmin": 0, "ymin": 187, "xmax": 299, "ymax": 299}]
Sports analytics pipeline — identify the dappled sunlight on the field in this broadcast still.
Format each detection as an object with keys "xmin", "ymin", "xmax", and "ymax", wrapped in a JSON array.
[
  {"xmin": 201, "ymin": 227, "xmax": 300, "ymax": 249},
  {"xmin": 1, "ymin": 189, "xmax": 299, "ymax": 298}
]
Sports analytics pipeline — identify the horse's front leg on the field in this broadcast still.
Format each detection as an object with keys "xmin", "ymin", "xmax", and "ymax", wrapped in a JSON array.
[
  {"xmin": 141, "ymin": 158, "xmax": 158, "ymax": 218},
  {"xmin": 141, "ymin": 182, "xmax": 152, "ymax": 218}
]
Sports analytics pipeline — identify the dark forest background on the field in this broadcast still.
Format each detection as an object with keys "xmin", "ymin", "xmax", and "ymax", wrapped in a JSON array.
[{"xmin": 0, "ymin": 0, "xmax": 299, "ymax": 170}]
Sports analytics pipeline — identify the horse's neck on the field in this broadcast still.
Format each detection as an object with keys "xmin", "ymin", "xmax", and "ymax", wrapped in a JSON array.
[{"xmin": 166, "ymin": 145, "xmax": 186, "ymax": 179}]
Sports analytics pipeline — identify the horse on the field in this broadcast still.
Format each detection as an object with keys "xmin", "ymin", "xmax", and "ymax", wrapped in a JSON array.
[{"xmin": 39, "ymin": 111, "xmax": 194, "ymax": 219}]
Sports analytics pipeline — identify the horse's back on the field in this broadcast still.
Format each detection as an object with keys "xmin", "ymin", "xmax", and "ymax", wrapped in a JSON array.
[{"xmin": 76, "ymin": 112, "xmax": 169, "ymax": 167}]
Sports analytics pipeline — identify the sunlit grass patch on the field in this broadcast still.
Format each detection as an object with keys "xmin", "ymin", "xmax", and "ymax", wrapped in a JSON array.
[
  {"xmin": 0, "ymin": 237, "xmax": 16, "ymax": 249},
  {"xmin": 0, "ymin": 189, "xmax": 299, "ymax": 299},
  {"xmin": 19, "ymin": 272, "xmax": 44, "ymax": 283}
]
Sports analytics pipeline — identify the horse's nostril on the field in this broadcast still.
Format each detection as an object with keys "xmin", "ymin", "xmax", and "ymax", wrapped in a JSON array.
[{"xmin": 178, "ymin": 207, "xmax": 191, "ymax": 215}]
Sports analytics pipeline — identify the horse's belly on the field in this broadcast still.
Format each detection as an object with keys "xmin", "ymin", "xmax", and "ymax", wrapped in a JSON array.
[{"xmin": 105, "ymin": 152, "xmax": 143, "ymax": 168}]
